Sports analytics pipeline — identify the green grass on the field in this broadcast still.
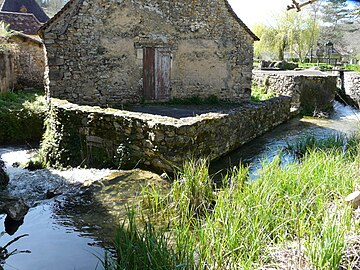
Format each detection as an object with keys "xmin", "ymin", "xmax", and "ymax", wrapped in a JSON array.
[
  {"xmin": 104, "ymin": 133, "xmax": 360, "ymax": 269},
  {"xmin": 285, "ymin": 133, "xmax": 359, "ymax": 159},
  {"xmin": 251, "ymin": 84, "xmax": 275, "ymax": 102},
  {"xmin": 344, "ymin": 64, "xmax": 360, "ymax": 73},
  {"xmin": 297, "ymin": 62, "xmax": 334, "ymax": 70}
]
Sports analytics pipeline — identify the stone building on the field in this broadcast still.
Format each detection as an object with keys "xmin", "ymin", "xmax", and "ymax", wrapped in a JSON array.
[
  {"xmin": 0, "ymin": 0, "xmax": 48, "ymax": 89},
  {"xmin": 39, "ymin": 0, "xmax": 259, "ymax": 107},
  {"xmin": 2, "ymin": 33, "xmax": 45, "ymax": 88}
]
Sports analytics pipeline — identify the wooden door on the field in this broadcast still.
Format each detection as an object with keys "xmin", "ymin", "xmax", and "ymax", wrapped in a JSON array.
[
  {"xmin": 143, "ymin": 47, "xmax": 171, "ymax": 100},
  {"xmin": 155, "ymin": 47, "xmax": 171, "ymax": 100},
  {"xmin": 143, "ymin": 47, "xmax": 155, "ymax": 100}
]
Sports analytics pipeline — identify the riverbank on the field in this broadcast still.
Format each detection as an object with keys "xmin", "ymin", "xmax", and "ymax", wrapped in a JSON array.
[
  {"xmin": 106, "ymin": 134, "xmax": 360, "ymax": 270},
  {"xmin": 1, "ymin": 101, "xmax": 360, "ymax": 269},
  {"xmin": 0, "ymin": 90, "xmax": 47, "ymax": 145}
]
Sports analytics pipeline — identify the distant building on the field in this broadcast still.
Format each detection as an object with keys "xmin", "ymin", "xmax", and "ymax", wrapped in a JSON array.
[
  {"xmin": 0, "ymin": 0, "xmax": 48, "ymax": 89},
  {"xmin": 0, "ymin": 0, "xmax": 49, "ymax": 34},
  {"xmin": 40, "ymin": 0, "xmax": 259, "ymax": 107}
]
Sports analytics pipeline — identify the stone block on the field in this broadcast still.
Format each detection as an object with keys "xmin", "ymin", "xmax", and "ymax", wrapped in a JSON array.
[
  {"xmin": 345, "ymin": 191, "xmax": 360, "ymax": 209},
  {"xmin": 48, "ymin": 57, "xmax": 65, "ymax": 66}
]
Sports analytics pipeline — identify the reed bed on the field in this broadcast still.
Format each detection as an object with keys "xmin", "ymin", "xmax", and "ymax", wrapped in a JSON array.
[{"xmin": 104, "ymin": 133, "xmax": 360, "ymax": 270}]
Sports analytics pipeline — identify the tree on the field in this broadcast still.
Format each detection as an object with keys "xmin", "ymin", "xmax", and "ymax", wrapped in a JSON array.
[
  {"xmin": 253, "ymin": 10, "xmax": 320, "ymax": 62},
  {"xmin": 287, "ymin": 0, "xmax": 318, "ymax": 11}
]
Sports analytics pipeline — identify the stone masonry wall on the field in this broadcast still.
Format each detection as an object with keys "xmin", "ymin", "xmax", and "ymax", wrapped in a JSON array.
[
  {"xmin": 11, "ymin": 36, "xmax": 45, "ymax": 88},
  {"xmin": 42, "ymin": 96, "xmax": 291, "ymax": 172},
  {"xmin": 343, "ymin": 72, "xmax": 360, "ymax": 106},
  {"xmin": 0, "ymin": 36, "xmax": 45, "ymax": 90},
  {"xmin": 0, "ymin": 48, "xmax": 15, "ymax": 92},
  {"xmin": 252, "ymin": 70, "xmax": 337, "ymax": 114},
  {"xmin": 41, "ymin": 0, "xmax": 256, "ymax": 107}
]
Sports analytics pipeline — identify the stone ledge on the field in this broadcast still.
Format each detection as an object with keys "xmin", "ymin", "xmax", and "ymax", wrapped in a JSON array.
[{"xmin": 43, "ymin": 97, "xmax": 292, "ymax": 172}]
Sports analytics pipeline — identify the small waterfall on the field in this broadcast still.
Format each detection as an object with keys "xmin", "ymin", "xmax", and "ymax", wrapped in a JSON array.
[
  {"xmin": 0, "ymin": 147, "xmax": 115, "ymax": 206},
  {"xmin": 0, "ymin": 100, "xmax": 359, "ymax": 270}
]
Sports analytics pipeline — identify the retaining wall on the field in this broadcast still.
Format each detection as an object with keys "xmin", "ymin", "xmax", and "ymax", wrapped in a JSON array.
[
  {"xmin": 343, "ymin": 72, "xmax": 360, "ymax": 106},
  {"xmin": 253, "ymin": 70, "xmax": 337, "ymax": 114},
  {"xmin": 42, "ymin": 97, "xmax": 292, "ymax": 172}
]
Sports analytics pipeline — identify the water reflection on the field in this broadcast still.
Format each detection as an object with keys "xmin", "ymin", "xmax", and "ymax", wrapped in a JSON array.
[
  {"xmin": 4, "ymin": 216, "xmax": 24, "ymax": 235},
  {"xmin": 0, "ymin": 203, "xmax": 105, "ymax": 270},
  {"xmin": 0, "ymin": 232, "xmax": 30, "ymax": 267},
  {"xmin": 0, "ymin": 147, "xmax": 113, "ymax": 270},
  {"xmin": 0, "ymin": 101, "xmax": 359, "ymax": 269}
]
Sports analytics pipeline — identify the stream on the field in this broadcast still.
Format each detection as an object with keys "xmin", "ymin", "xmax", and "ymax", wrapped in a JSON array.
[{"xmin": 0, "ymin": 101, "xmax": 359, "ymax": 270}]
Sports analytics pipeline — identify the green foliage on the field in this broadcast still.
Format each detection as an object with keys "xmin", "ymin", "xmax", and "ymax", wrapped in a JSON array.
[
  {"xmin": 0, "ymin": 22, "xmax": 14, "ymax": 38},
  {"xmin": 39, "ymin": 106, "xmax": 84, "ymax": 168},
  {"xmin": 305, "ymin": 204, "xmax": 351, "ymax": 270},
  {"xmin": 320, "ymin": 0, "xmax": 351, "ymax": 42},
  {"xmin": 0, "ymin": 90, "xmax": 47, "ymax": 145},
  {"xmin": 285, "ymin": 133, "xmax": 359, "ymax": 159},
  {"xmin": 0, "ymin": 22, "xmax": 15, "ymax": 53},
  {"xmin": 251, "ymin": 84, "xmax": 275, "ymax": 102},
  {"xmin": 344, "ymin": 64, "xmax": 360, "ymax": 72},
  {"xmin": 253, "ymin": 10, "xmax": 320, "ymax": 62},
  {"xmin": 171, "ymin": 159, "xmax": 215, "ymax": 223},
  {"xmin": 101, "ymin": 209, "xmax": 184, "ymax": 270},
  {"xmin": 25, "ymin": 154, "xmax": 46, "ymax": 171},
  {"xmin": 105, "ymin": 135, "xmax": 360, "ymax": 269}
]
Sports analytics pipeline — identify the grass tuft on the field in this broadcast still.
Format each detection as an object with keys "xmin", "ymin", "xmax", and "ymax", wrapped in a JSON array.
[{"xmin": 104, "ymin": 133, "xmax": 360, "ymax": 269}]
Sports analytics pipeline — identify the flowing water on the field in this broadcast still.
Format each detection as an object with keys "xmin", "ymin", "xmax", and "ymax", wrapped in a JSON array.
[
  {"xmin": 211, "ymin": 101, "xmax": 360, "ymax": 177},
  {"xmin": 0, "ymin": 101, "xmax": 359, "ymax": 270}
]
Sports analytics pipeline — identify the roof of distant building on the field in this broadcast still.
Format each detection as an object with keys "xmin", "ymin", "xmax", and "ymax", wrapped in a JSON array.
[
  {"xmin": 0, "ymin": 11, "xmax": 42, "ymax": 35},
  {"xmin": 0, "ymin": 0, "xmax": 49, "ymax": 23}
]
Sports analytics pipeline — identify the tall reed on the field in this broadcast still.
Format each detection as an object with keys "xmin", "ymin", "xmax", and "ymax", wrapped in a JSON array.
[{"xmin": 106, "ymin": 134, "xmax": 360, "ymax": 269}]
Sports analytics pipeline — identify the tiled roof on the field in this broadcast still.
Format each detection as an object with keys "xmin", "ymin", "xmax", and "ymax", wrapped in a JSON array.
[
  {"xmin": 0, "ymin": 0, "xmax": 49, "ymax": 23},
  {"xmin": 0, "ymin": 11, "xmax": 42, "ymax": 35}
]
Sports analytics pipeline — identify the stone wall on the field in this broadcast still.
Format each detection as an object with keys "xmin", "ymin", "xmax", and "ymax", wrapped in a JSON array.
[
  {"xmin": 42, "ymin": 97, "xmax": 292, "ymax": 172},
  {"xmin": 343, "ymin": 72, "xmax": 360, "ymax": 106},
  {"xmin": 252, "ymin": 70, "xmax": 337, "ymax": 114},
  {"xmin": 0, "ymin": 35, "xmax": 45, "ymax": 90},
  {"xmin": 0, "ymin": 48, "xmax": 15, "ymax": 92},
  {"xmin": 41, "ymin": 0, "xmax": 257, "ymax": 107},
  {"xmin": 11, "ymin": 35, "xmax": 45, "ymax": 88}
]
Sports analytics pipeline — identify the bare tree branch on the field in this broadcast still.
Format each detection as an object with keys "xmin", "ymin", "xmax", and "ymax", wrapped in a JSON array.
[{"xmin": 287, "ymin": 0, "xmax": 318, "ymax": 12}]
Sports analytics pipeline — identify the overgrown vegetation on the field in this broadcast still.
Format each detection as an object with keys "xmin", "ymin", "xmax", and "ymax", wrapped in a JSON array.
[
  {"xmin": 0, "ymin": 22, "xmax": 15, "ymax": 53},
  {"xmin": 0, "ymin": 90, "xmax": 47, "ymax": 145},
  {"xmin": 104, "ymin": 133, "xmax": 360, "ymax": 269},
  {"xmin": 251, "ymin": 84, "xmax": 275, "ymax": 101}
]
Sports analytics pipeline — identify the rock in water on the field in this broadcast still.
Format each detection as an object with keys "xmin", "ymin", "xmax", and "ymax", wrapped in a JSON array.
[
  {"xmin": 0, "ymin": 160, "xmax": 9, "ymax": 188},
  {"xmin": 0, "ymin": 194, "xmax": 29, "ymax": 221}
]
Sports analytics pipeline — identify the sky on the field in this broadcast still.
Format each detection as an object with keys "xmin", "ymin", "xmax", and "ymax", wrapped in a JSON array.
[
  {"xmin": 227, "ymin": 0, "xmax": 292, "ymax": 27},
  {"xmin": 228, "ymin": 0, "xmax": 360, "ymax": 27}
]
